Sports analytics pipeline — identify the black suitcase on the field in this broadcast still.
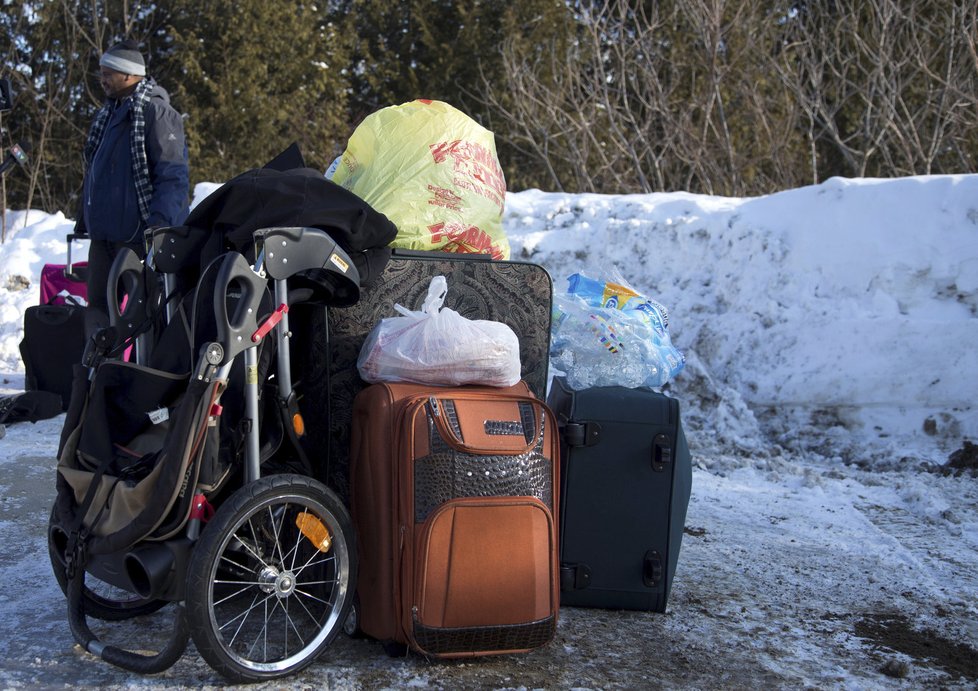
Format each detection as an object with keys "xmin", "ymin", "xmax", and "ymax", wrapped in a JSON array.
[
  {"xmin": 290, "ymin": 249, "xmax": 553, "ymax": 500},
  {"xmin": 20, "ymin": 302, "xmax": 87, "ymax": 410},
  {"xmin": 547, "ymin": 376, "xmax": 692, "ymax": 612},
  {"xmin": 20, "ymin": 234, "xmax": 89, "ymax": 411}
]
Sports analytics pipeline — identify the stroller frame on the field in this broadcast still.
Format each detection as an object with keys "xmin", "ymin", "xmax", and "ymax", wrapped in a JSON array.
[{"xmin": 49, "ymin": 225, "xmax": 361, "ymax": 683}]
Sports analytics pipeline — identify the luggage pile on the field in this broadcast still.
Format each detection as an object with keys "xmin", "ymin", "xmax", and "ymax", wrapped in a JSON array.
[
  {"xmin": 336, "ymin": 263, "xmax": 691, "ymax": 660},
  {"xmin": 29, "ymin": 113, "xmax": 692, "ymax": 683}
]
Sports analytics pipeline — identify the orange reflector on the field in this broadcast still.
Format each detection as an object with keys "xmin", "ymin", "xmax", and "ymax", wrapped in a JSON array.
[
  {"xmin": 292, "ymin": 412, "xmax": 305, "ymax": 437},
  {"xmin": 296, "ymin": 512, "xmax": 332, "ymax": 553}
]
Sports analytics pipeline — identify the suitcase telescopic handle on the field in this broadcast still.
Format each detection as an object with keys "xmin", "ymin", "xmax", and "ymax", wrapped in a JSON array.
[{"xmin": 65, "ymin": 233, "xmax": 87, "ymax": 278}]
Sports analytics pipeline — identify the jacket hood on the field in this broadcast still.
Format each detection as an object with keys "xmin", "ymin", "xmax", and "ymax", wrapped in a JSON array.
[
  {"xmin": 147, "ymin": 80, "xmax": 172, "ymax": 105},
  {"xmin": 109, "ymin": 78, "xmax": 171, "ymax": 107}
]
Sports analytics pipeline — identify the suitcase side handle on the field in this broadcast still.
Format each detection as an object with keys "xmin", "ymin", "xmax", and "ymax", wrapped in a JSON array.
[
  {"xmin": 561, "ymin": 420, "xmax": 601, "ymax": 448},
  {"xmin": 652, "ymin": 433, "xmax": 672, "ymax": 472},
  {"xmin": 643, "ymin": 550, "xmax": 663, "ymax": 587},
  {"xmin": 560, "ymin": 563, "xmax": 592, "ymax": 591}
]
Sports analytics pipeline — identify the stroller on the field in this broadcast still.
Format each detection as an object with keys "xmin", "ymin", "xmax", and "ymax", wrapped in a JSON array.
[{"xmin": 48, "ymin": 169, "xmax": 397, "ymax": 682}]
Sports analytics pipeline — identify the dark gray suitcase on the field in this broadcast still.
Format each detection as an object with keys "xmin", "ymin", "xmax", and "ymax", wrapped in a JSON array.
[
  {"xmin": 290, "ymin": 249, "xmax": 553, "ymax": 501},
  {"xmin": 547, "ymin": 376, "xmax": 692, "ymax": 612},
  {"xmin": 20, "ymin": 303, "xmax": 87, "ymax": 410}
]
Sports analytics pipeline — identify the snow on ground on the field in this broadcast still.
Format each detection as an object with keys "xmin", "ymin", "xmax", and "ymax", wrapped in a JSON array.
[{"xmin": 1, "ymin": 174, "xmax": 977, "ymax": 689}]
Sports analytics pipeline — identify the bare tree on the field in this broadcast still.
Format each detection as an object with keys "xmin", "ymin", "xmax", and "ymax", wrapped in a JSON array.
[
  {"xmin": 748, "ymin": 0, "xmax": 978, "ymax": 183},
  {"xmin": 476, "ymin": 0, "xmax": 811, "ymax": 195},
  {"xmin": 478, "ymin": 0, "xmax": 978, "ymax": 194}
]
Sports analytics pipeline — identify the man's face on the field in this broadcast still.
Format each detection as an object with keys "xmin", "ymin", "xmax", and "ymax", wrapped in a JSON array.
[{"xmin": 99, "ymin": 67, "xmax": 139, "ymax": 99}]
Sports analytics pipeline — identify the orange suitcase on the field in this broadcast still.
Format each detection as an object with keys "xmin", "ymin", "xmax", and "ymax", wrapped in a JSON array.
[{"xmin": 350, "ymin": 380, "xmax": 559, "ymax": 657}]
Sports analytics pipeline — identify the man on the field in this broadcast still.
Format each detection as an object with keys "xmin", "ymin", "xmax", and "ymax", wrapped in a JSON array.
[{"xmin": 75, "ymin": 40, "xmax": 189, "ymax": 333}]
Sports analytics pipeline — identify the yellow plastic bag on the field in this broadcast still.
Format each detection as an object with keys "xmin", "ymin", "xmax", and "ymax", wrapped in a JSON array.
[{"xmin": 331, "ymin": 99, "xmax": 510, "ymax": 260}]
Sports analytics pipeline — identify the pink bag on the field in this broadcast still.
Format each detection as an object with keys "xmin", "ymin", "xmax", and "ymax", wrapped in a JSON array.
[{"xmin": 39, "ymin": 263, "xmax": 88, "ymax": 306}]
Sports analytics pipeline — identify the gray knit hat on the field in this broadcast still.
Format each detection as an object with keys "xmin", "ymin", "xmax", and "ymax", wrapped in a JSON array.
[{"xmin": 99, "ymin": 41, "xmax": 146, "ymax": 76}]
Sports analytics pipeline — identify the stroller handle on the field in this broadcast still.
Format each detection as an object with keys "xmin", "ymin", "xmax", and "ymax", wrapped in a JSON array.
[
  {"xmin": 106, "ymin": 248, "xmax": 148, "ymax": 337},
  {"xmin": 213, "ymin": 252, "xmax": 266, "ymax": 364},
  {"xmin": 147, "ymin": 225, "xmax": 212, "ymax": 274},
  {"xmin": 254, "ymin": 226, "xmax": 361, "ymax": 307}
]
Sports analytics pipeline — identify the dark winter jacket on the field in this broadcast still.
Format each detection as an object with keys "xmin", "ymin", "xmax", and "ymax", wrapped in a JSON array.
[
  {"xmin": 184, "ymin": 166, "xmax": 398, "ymax": 287},
  {"xmin": 77, "ymin": 82, "xmax": 189, "ymax": 243}
]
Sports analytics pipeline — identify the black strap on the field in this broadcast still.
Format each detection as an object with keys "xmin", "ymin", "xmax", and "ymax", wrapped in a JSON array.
[
  {"xmin": 106, "ymin": 287, "xmax": 182, "ymax": 359},
  {"xmin": 63, "ymin": 450, "xmax": 120, "ymax": 578}
]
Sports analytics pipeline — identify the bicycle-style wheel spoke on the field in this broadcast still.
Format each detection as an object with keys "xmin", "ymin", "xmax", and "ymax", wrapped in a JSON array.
[
  {"xmin": 213, "ymin": 583, "xmax": 258, "ymax": 608},
  {"xmin": 266, "ymin": 503, "xmax": 289, "ymax": 568},
  {"xmin": 221, "ymin": 591, "xmax": 264, "ymax": 646},
  {"xmin": 290, "ymin": 586, "xmax": 333, "ymax": 625},
  {"xmin": 237, "ymin": 520, "xmax": 273, "ymax": 569},
  {"xmin": 292, "ymin": 585, "xmax": 337, "ymax": 610}
]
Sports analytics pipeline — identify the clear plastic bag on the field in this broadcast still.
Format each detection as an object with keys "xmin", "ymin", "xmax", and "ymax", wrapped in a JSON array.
[
  {"xmin": 550, "ymin": 272, "xmax": 685, "ymax": 390},
  {"xmin": 357, "ymin": 275, "xmax": 522, "ymax": 387}
]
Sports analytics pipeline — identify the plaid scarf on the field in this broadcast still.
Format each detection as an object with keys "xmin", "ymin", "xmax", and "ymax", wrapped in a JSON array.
[{"xmin": 83, "ymin": 78, "xmax": 155, "ymax": 224}]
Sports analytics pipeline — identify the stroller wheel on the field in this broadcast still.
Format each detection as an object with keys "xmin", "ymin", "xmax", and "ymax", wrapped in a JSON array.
[
  {"xmin": 48, "ymin": 509, "xmax": 167, "ymax": 621},
  {"xmin": 186, "ymin": 474, "xmax": 357, "ymax": 683}
]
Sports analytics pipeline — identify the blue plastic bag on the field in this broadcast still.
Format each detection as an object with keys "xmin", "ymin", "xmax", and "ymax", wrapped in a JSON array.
[{"xmin": 550, "ymin": 273, "xmax": 684, "ymax": 390}]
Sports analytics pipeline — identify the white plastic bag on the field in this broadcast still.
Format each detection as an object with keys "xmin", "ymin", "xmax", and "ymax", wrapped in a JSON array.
[{"xmin": 357, "ymin": 276, "xmax": 521, "ymax": 386}]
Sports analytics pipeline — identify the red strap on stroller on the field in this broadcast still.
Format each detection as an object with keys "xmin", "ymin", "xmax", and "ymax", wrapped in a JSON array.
[{"xmin": 252, "ymin": 303, "xmax": 288, "ymax": 342}]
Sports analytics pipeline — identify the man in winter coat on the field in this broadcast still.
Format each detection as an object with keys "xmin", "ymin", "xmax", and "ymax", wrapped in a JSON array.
[{"xmin": 75, "ymin": 40, "xmax": 189, "ymax": 333}]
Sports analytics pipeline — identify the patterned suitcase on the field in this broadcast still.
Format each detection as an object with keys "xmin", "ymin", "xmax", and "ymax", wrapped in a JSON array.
[
  {"xmin": 547, "ymin": 376, "xmax": 692, "ymax": 612},
  {"xmin": 289, "ymin": 249, "xmax": 552, "ymax": 499},
  {"xmin": 350, "ymin": 380, "xmax": 560, "ymax": 657}
]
